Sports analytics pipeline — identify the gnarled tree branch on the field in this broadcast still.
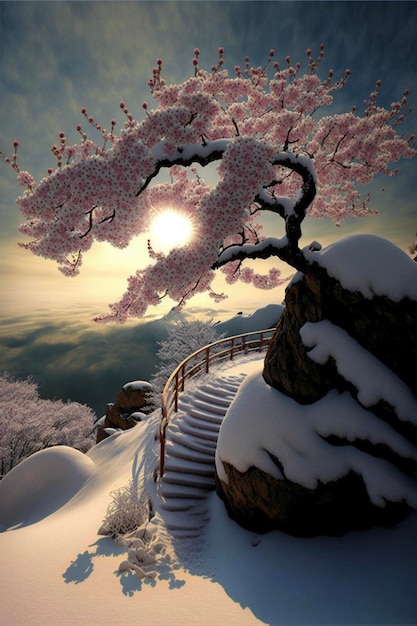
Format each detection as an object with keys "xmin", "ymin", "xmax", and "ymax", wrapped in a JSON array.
[
  {"xmin": 215, "ymin": 151, "xmax": 317, "ymax": 273},
  {"xmin": 137, "ymin": 139, "xmax": 231, "ymax": 195}
]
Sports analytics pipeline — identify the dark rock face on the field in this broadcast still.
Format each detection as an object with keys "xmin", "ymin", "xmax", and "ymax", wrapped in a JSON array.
[
  {"xmin": 216, "ymin": 463, "xmax": 410, "ymax": 537},
  {"xmin": 216, "ymin": 253, "xmax": 417, "ymax": 536},
  {"xmin": 263, "ymin": 262, "xmax": 417, "ymax": 401}
]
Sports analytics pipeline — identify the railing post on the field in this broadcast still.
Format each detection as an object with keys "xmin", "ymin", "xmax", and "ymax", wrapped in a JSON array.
[
  {"xmin": 230, "ymin": 337, "xmax": 235, "ymax": 360},
  {"xmin": 159, "ymin": 407, "xmax": 167, "ymax": 478},
  {"xmin": 205, "ymin": 346, "xmax": 210, "ymax": 373},
  {"xmin": 174, "ymin": 371, "xmax": 179, "ymax": 412},
  {"xmin": 159, "ymin": 425, "xmax": 165, "ymax": 477}
]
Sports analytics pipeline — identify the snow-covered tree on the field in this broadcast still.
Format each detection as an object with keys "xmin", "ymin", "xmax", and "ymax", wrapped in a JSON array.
[
  {"xmin": 149, "ymin": 317, "xmax": 225, "ymax": 408},
  {"xmin": 1, "ymin": 46, "xmax": 415, "ymax": 322},
  {"xmin": 0, "ymin": 373, "xmax": 95, "ymax": 478}
]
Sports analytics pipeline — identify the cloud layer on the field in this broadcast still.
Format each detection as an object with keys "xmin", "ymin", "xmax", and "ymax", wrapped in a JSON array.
[{"xmin": 0, "ymin": 315, "xmax": 172, "ymax": 417}]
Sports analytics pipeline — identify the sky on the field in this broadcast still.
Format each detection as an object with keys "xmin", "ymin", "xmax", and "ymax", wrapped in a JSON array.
[{"xmin": 0, "ymin": 0, "xmax": 416, "ymax": 411}]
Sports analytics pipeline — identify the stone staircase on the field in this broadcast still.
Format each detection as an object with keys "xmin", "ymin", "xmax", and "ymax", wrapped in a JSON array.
[{"xmin": 158, "ymin": 372, "xmax": 247, "ymax": 538}]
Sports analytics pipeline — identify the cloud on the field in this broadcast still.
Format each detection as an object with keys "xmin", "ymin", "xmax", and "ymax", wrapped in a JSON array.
[{"xmin": 0, "ymin": 315, "xmax": 171, "ymax": 416}]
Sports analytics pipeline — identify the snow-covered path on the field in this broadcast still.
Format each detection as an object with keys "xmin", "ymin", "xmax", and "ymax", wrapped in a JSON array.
[{"xmin": 158, "ymin": 370, "xmax": 248, "ymax": 538}]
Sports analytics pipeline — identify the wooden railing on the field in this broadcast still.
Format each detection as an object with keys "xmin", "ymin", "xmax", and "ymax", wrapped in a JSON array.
[{"xmin": 159, "ymin": 327, "xmax": 275, "ymax": 478}]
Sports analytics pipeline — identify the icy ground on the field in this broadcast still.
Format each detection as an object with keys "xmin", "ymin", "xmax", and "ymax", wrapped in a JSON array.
[{"xmin": 1, "ymin": 353, "xmax": 416, "ymax": 625}]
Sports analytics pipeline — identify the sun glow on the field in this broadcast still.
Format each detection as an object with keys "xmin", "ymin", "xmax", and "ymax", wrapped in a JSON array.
[{"xmin": 150, "ymin": 210, "xmax": 193, "ymax": 252}]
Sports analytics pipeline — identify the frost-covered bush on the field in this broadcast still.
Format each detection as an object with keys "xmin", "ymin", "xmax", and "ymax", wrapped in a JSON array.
[
  {"xmin": 149, "ymin": 317, "xmax": 224, "ymax": 408},
  {"xmin": 0, "ymin": 372, "xmax": 95, "ymax": 478},
  {"xmin": 98, "ymin": 479, "xmax": 151, "ymax": 536}
]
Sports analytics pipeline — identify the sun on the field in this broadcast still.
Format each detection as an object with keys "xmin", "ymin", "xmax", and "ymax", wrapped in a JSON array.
[{"xmin": 150, "ymin": 210, "xmax": 193, "ymax": 252}]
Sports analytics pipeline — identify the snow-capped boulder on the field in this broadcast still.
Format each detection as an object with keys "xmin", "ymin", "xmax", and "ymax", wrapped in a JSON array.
[
  {"xmin": 216, "ymin": 235, "xmax": 417, "ymax": 535},
  {"xmin": 118, "ymin": 380, "xmax": 153, "ymax": 409},
  {"xmin": 96, "ymin": 380, "xmax": 152, "ymax": 443}
]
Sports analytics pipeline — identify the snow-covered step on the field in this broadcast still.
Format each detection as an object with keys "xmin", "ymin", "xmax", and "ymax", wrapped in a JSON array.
[
  {"xmin": 191, "ymin": 398, "xmax": 228, "ymax": 415},
  {"xmin": 179, "ymin": 420, "xmax": 219, "ymax": 442},
  {"xmin": 192, "ymin": 388, "xmax": 233, "ymax": 407},
  {"xmin": 214, "ymin": 374, "xmax": 247, "ymax": 385},
  {"xmin": 198, "ymin": 381, "xmax": 238, "ymax": 393},
  {"xmin": 160, "ymin": 482, "xmax": 208, "ymax": 500},
  {"xmin": 187, "ymin": 406, "xmax": 224, "ymax": 430},
  {"xmin": 179, "ymin": 399, "xmax": 225, "ymax": 421},
  {"xmin": 164, "ymin": 457, "xmax": 215, "ymax": 477},
  {"xmin": 179, "ymin": 405, "xmax": 226, "ymax": 429},
  {"xmin": 182, "ymin": 413, "xmax": 223, "ymax": 433},
  {"xmin": 164, "ymin": 441, "xmax": 214, "ymax": 465},
  {"xmin": 161, "ymin": 498, "xmax": 206, "ymax": 513},
  {"xmin": 178, "ymin": 391, "xmax": 228, "ymax": 412},
  {"xmin": 169, "ymin": 429, "xmax": 217, "ymax": 455},
  {"xmin": 160, "ymin": 509, "xmax": 207, "ymax": 528},
  {"xmin": 163, "ymin": 470, "xmax": 213, "ymax": 489},
  {"xmin": 187, "ymin": 406, "xmax": 224, "ymax": 425},
  {"xmin": 159, "ymin": 498, "xmax": 205, "ymax": 512}
]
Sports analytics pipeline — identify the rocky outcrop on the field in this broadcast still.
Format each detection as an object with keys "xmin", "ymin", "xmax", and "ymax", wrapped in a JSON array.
[
  {"xmin": 95, "ymin": 381, "xmax": 152, "ymax": 443},
  {"xmin": 215, "ymin": 235, "xmax": 417, "ymax": 536},
  {"xmin": 263, "ymin": 262, "xmax": 417, "ymax": 402},
  {"xmin": 216, "ymin": 462, "xmax": 410, "ymax": 536}
]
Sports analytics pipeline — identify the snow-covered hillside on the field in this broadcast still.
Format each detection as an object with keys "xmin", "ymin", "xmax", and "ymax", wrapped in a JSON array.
[{"xmin": 1, "ymin": 352, "xmax": 416, "ymax": 624}]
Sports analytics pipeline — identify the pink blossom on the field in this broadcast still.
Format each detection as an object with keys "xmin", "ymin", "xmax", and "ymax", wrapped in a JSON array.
[
  {"xmin": 17, "ymin": 170, "xmax": 35, "ymax": 189},
  {"xmin": 4, "ymin": 46, "xmax": 414, "ymax": 322}
]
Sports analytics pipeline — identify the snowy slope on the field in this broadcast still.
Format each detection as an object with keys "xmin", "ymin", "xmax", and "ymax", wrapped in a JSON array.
[
  {"xmin": 1, "ymin": 235, "xmax": 417, "ymax": 624},
  {"xmin": 1, "ymin": 354, "xmax": 416, "ymax": 624}
]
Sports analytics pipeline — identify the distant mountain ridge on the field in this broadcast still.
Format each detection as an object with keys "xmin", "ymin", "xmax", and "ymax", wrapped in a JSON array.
[{"xmin": 214, "ymin": 304, "xmax": 283, "ymax": 337}]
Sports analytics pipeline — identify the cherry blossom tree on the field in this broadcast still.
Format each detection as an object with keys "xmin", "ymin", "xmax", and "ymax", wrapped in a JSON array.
[
  {"xmin": 1, "ymin": 46, "xmax": 415, "ymax": 322},
  {"xmin": 0, "ymin": 372, "xmax": 95, "ymax": 478}
]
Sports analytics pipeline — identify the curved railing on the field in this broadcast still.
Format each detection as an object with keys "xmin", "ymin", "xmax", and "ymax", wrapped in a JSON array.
[{"xmin": 159, "ymin": 327, "xmax": 275, "ymax": 477}]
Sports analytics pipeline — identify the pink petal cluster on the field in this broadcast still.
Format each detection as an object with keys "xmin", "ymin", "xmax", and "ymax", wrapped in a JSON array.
[{"xmin": 4, "ymin": 47, "xmax": 415, "ymax": 321}]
